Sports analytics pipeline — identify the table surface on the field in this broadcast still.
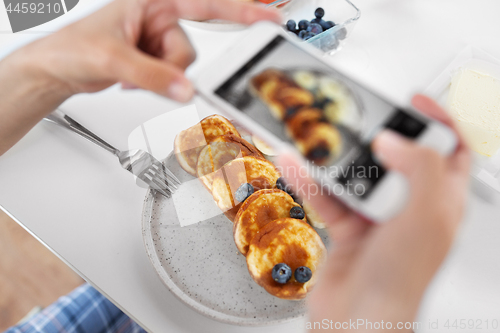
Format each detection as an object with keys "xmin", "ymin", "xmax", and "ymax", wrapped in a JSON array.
[{"xmin": 2, "ymin": 1, "xmax": 500, "ymax": 332}]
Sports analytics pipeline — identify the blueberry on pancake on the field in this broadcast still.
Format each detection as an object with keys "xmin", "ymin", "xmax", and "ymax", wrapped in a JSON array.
[
  {"xmin": 246, "ymin": 218, "xmax": 326, "ymax": 300},
  {"xmin": 211, "ymin": 156, "xmax": 280, "ymax": 222}
]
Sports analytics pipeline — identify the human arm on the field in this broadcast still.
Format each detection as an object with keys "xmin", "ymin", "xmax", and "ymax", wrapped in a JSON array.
[
  {"xmin": 276, "ymin": 95, "xmax": 471, "ymax": 331},
  {"xmin": 0, "ymin": 0, "xmax": 281, "ymax": 155}
]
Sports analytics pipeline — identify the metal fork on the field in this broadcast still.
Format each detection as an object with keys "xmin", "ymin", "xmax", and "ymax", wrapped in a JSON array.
[{"xmin": 44, "ymin": 109, "xmax": 180, "ymax": 197}]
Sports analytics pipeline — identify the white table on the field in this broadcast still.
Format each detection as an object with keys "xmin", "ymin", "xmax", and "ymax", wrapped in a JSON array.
[{"xmin": 2, "ymin": 1, "xmax": 500, "ymax": 332}]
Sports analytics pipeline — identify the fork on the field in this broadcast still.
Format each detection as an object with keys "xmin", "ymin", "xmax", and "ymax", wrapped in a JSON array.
[{"xmin": 44, "ymin": 109, "xmax": 180, "ymax": 197}]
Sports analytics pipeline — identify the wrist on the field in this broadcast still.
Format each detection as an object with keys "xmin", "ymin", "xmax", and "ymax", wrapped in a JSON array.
[
  {"xmin": 350, "ymin": 288, "xmax": 420, "ymax": 331},
  {"xmin": 0, "ymin": 45, "xmax": 73, "ymax": 154},
  {"xmin": 7, "ymin": 44, "xmax": 74, "ymax": 107}
]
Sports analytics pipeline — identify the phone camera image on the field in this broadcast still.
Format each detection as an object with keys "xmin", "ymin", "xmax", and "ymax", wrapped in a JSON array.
[{"xmin": 215, "ymin": 36, "xmax": 364, "ymax": 168}]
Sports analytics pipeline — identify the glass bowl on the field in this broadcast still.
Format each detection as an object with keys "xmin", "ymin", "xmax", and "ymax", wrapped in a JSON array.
[{"xmin": 268, "ymin": 0, "xmax": 361, "ymax": 55}]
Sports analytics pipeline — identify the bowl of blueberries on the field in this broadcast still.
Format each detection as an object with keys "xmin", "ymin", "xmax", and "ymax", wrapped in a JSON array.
[{"xmin": 268, "ymin": 0, "xmax": 361, "ymax": 55}]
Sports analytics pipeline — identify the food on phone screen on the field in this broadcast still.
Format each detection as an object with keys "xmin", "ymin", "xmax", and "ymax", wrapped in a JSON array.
[
  {"xmin": 246, "ymin": 218, "xmax": 326, "ymax": 300},
  {"xmin": 293, "ymin": 70, "xmax": 318, "ymax": 91},
  {"xmin": 250, "ymin": 68, "xmax": 364, "ymax": 165},
  {"xmin": 251, "ymin": 69, "xmax": 314, "ymax": 120},
  {"xmin": 447, "ymin": 68, "xmax": 500, "ymax": 157}
]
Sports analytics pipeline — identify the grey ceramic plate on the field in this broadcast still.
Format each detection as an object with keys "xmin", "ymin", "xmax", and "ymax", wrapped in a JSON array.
[{"xmin": 142, "ymin": 152, "xmax": 329, "ymax": 326}]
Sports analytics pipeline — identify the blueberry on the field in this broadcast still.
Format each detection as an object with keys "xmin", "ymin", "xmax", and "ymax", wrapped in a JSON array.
[
  {"xmin": 298, "ymin": 19, "xmax": 309, "ymax": 31},
  {"xmin": 276, "ymin": 177, "xmax": 290, "ymax": 192},
  {"xmin": 235, "ymin": 183, "xmax": 254, "ymax": 202},
  {"xmin": 290, "ymin": 206, "xmax": 305, "ymax": 219},
  {"xmin": 337, "ymin": 27, "xmax": 347, "ymax": 40},
  {"xmin": 312, "ymin": 97, "xmax": 331, "ymax": 110},
  {"xmin": 286, "ymin": 19, "xmax": 297, "ymax": 32},
  {"xmin": 294, "ymin": 266, "xmax": 312, "ymax": 283},
  {"xmin": 310, "ymin": 17, "xmax": 322, "ymax": 25},
  {"xmin": 285, "ymin": 106, "xmax": 301, "ymax": 119},
  {"xmin": 325, "ymin": 35, "xmax": 340, "ymax": 50},
  {"xmin": 307, "ymin": 23, "xmax": 323, "ymax": 35},
  {"xmin": 272, "ymin": 263, "xmax": 292, "ymax": 284},
  {"xmin": 298, "ymin": 30, "xmax": 307, "ymax": 39},
  {"xmin": 320, "ymin": 20, "xmax": 335, "ymax": 30},
  {"xmin": 307, "ymin": 146, "xmax": 330, "ymax": 160},
  {"xmin": 315, "ymin": 7, "xmax": 325, "ymax": 19},
  {"xmin": 303, "ymin": 32, "xmax": 317, "ymax": 41}
]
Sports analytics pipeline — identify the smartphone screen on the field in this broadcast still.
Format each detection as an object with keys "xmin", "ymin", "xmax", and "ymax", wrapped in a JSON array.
[
  {"xmin": 215, "ymin": 36, "xmax": 364, "ymax": 166},
  {"xmin": 213, "ymin": 35, "xmax": 426, "ymax": 198}
]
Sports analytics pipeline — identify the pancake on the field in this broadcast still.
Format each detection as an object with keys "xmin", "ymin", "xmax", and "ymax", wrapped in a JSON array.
[
  {"xmin": 174, "ymin": 115, "xmax": 240, "ymax": 176},
  {"xmin": 211, "ymin": 156, "xmax": 281, "ymax": 222},
  {"xmin": 251, "ymin": 135, "xmax": 278, "ymax": 156},
  {"xmin": 293, "ymin": 122, "xmax": 342, "ymax": 166},
  {"xmin": 286, "ymin": 108, "xmax": 342, "ymax": 165},
  {"xmin": 233, "ymin": 189, "xmax": 305, "ymax": 255},
  {"xmin": 196, "ymin": 135, "xmax": 264, "ymax": 192},
  {"xmin": 285, "ymin": 107, "xmax": 325, "ymax": 139},
  {"xmin": 251, "ymin": 69, "xmax": 314, "ymax": 120},
  {"xmin": 302, "ymin": 201, "xmax": 326, "ymax": 229},
  {"xmin": 246, "ymin": 218, "xmax": 326, "ymax": 300},
  {"xmin": 212, "ymin": 135, "xmax": 263, "ymax": 158}
]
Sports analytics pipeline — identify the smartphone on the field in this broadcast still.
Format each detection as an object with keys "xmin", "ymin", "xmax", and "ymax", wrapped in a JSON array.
[{"xmin": 194, "ymin": 21, "xmax": 457, "ymax": 222}]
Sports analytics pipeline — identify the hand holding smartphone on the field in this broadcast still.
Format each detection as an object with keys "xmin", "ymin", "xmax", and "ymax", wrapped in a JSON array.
[{"xmin": 195, "ymin": 21, "xmax": 457, "ymax": 222}]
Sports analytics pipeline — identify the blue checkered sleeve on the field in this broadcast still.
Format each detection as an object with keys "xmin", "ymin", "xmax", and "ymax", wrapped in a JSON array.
[{"xmin": 4, "ymin": 283, "xmax": 146, "ymax": 333}]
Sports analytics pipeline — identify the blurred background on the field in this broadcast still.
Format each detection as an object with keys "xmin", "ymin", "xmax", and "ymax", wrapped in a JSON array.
[{"xmin": 0, "ymin": 210, "xmax": 83, "ymax": 331}]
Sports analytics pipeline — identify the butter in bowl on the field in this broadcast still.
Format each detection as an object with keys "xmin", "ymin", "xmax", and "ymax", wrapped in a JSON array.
[
  {"xmin": 426, "ymin": 46, "xmax": 500, "ymax": 193},
  {"xmin": 447, "ymin": 67, "xmax": 500, "ymax": 157}
]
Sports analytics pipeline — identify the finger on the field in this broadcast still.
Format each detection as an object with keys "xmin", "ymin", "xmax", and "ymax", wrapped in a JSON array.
[
  {"xmin": 411, "ymin": 94, "xmax": 454, "ymax": 128},
  {"xmin": 176, "ymin": 0, "xmax": 282, "ymax": 25},
  {"xmin": 275, "ymin": 151, "xmax": 369, "ymax": 242},
  {"xmin": 121, "ymin": 82, "xmax": 139, "ymax": 89},
  {"xmin": 161, "ymin": 24, "xmax": 196, "ymax": 70},
  {"xmin": 411, "ymin": 94, "xmax": 471, "ymax": 175},
  {"xmin": 448, "ymin": 144, "xmax": 471, "ymax": 178},
  {"xmin": 412, "ymin": 94, "xmax": 467, "ymax": 150},
  {"xmin": 112, "ymin": 46, "xmax": 194, "ymax": 102},
  {"xmin": 372, "ymin": 130, "xmax": 445, "ymax": 182}
]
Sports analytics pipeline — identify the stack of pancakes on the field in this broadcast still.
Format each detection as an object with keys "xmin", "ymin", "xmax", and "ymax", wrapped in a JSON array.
[
  {"xmin": 250, "ymin": 69, "xmax": 343, "ymax": 166},
  {"xmin": 174, "ymin": 114, "xmax": 326, "ymax": 300}
]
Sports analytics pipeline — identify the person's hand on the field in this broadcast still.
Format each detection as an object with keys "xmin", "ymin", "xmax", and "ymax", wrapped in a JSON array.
[
  {"xmin": 16, "ymin": 0, "xmax": 281, "ymax": 101},
  {"xmin": 0, "ymin": 0, "xmax": 281, "ymax": 155},
  {"xmin": 276, "ymin": 94, "xmax": 471, "ymax": 331}
]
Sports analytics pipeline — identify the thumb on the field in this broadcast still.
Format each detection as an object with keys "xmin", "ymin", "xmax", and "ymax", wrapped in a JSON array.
[
  {"xmin": 112, "ymin": 46, "xmax": 194, "ymax": 102},
  {"xmin": 372, "ymin": 130, "xmax": 444, "ymax": 180}
]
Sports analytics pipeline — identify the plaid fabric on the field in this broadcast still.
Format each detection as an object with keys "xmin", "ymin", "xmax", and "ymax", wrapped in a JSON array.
[{"xmin": 5, "ymin": 283, "xmax": 146, "ymax": 333}]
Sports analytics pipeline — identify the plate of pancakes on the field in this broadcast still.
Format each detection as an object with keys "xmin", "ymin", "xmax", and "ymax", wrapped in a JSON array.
[{"xmin": 142, "ymin": 114, "xmax": 330, "ymax": 325}]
